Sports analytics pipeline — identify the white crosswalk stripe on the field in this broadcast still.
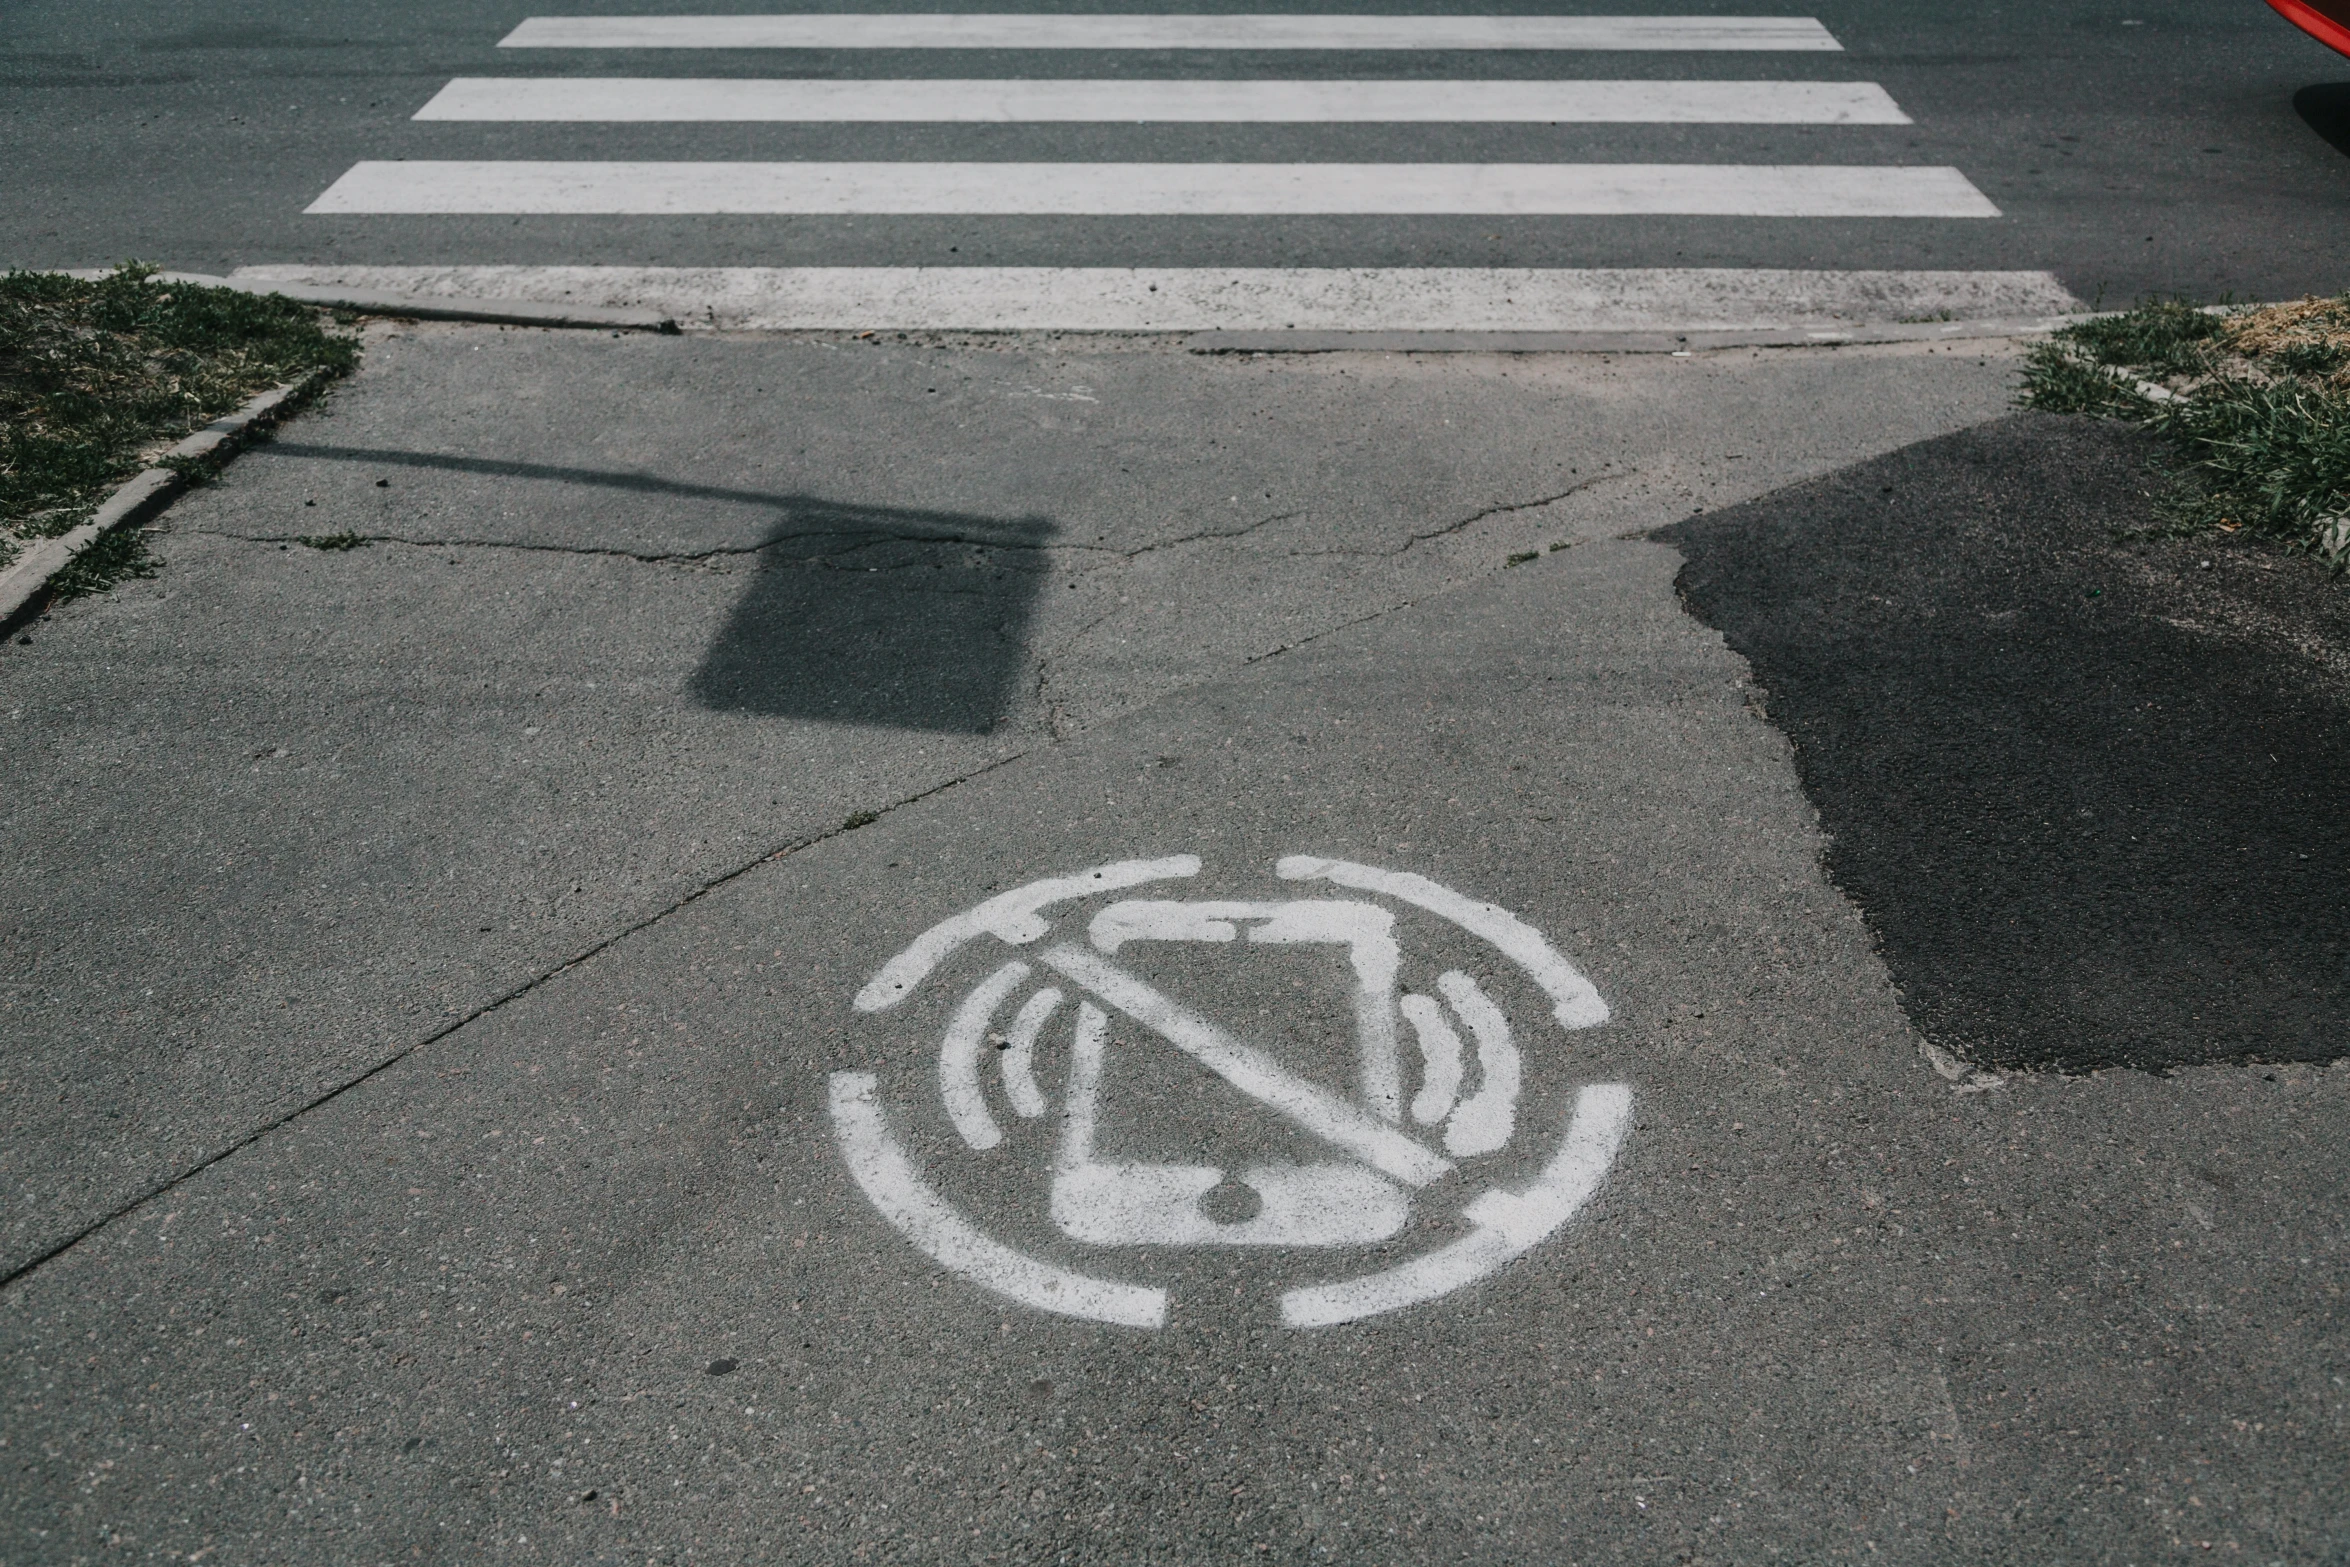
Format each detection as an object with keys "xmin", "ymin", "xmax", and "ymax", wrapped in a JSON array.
[
  {"xmin": 495, "ymin": 13, "xmax": 1847, "ymax": 51},
  {"xmin": 304, "ymin": 12, "xmax": 2026, "ymax": 330},
  {"xmin": 310, "ymin": 160, "xmax": 1995, "ymax": 217},
  {"xmin": 414, "ymin": 76, "xmax": 1911, "ymax": 124}
]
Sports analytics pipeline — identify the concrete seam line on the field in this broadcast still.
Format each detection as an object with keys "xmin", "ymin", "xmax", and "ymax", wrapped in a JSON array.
[
  {"xmin": 222, "ymin": 264, "xmax": 2095, "ymax": 333},
  {"xmin": 0, "ymin": 371, "xmax": 329, "ymax": 629},
  {"xmin": 0, "ymin": 450, "xmax": 1670, "ymax": 1282},
  {"xmin": 1184, "ymin": 316, "xmax": 2098, "ymax": 353},
  {"xmin": 0, "ymin": 750, "xmax": 1026, "ymax": 1293}
]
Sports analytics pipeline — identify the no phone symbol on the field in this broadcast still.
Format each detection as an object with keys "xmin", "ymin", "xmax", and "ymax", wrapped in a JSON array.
[{"xmin": 833, "ymin": 854, "xmax": 1632, "ymax": 1328}]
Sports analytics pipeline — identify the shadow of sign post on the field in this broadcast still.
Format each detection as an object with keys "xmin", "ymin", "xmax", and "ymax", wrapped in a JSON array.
[
  {"xmin": 689, "ymin": 501, "xmax": 1056, "ymax": 735},
  {"xmin": 251, "ymin": 442, "xmax": 1057, "ymax": 736}
]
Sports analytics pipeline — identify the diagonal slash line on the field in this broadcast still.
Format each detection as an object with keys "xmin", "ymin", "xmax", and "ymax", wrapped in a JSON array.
[{"xmin": 1038, "ymin": 943, "xmax": 1452, "ymax": 1188}]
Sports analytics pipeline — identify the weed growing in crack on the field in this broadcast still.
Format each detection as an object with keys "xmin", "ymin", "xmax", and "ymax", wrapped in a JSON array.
[{"xmin": 296, "ymin": 532, "xmax": 370, "ymax": 551}]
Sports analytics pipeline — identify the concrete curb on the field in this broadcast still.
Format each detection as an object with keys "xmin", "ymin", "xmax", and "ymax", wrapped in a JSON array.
[
  {"xmin": 0, "ymin": 374, "xmax": 326, "ymax": 628},
  {"xmin": 200, "ymin": 265, "xmax": 2098, "ymax": 338},
  {"xmin": 59, "ymin": 271, "xmax": 682, "ymax": 334},
  {"xmin": 1183, "ymin": 314, "xmax": 2096, "ymax": 354}
]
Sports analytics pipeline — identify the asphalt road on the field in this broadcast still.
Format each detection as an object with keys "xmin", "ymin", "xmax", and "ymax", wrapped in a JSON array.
[
  {"xmin": 3, "ymin": 325, "xmax": 2346, "ymax": 1562},
  {"xmin": 7, "ymin": 7, "xmax": 2350, "ymax": 1551},
  {"xmin": 4, "ymin": 0, "xmax": 2348, "ymax": 302}
]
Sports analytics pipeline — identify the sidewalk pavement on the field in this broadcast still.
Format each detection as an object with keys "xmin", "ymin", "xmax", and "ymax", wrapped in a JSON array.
[{"xmin": 3, "ymin": 326, "xmax": 2341, "ymax": 1564}]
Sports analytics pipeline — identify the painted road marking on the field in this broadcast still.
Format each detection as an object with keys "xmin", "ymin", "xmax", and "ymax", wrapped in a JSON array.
[
  {"xmin": 830, "ymin": 1072, "xmax": 1171, "ymax": 1328},
  {"xmin": 830, "ymin": 854, "xmax": 1628, "ymax": 1327},
  {"xmin": 1050, "ymin": 998, "xmax": 1413, "ymax": 1246},
  {"xmin": 937, "ymin": 958, "xmax": 1034, "ymax": 1151},
  {"xmin": 230, "ymin": 264, "xmax": 2090, "ymax": 332},
  {"xmin": 998, "ymin": 985, "xmax": 1062, "ymax": 1119},
  {"xmin": 1402, "ymin": 992, "xmax": 1464, "ymax": 1124},
  {"xmin": 415, "ymin": 77, "xmax": 1910, "ymax": 124},
  {"xmin": 306, "ymin": 161, "xmax": 1998, "ymax": 217},
  {"xmin": 1085, "ymin": 898, "xmax": 1407, "ymax": 1115},
  {"xmin": 1276, "ymin": 853, "xmax": 1611, "ymax": 1030},
  {"xmin": 1434, "ymin": 969, "xmax": 1521, "ymax": 1156},
  {"xmin": 498, "ymin": 14, "xmax": 1847, "ymax": 52},
  {"xmin": 1037, "ymin": 939, "xmax": 1454, "ymax": 1189},
  {"xmin": 1280, "ymin": 1083, "xmax": 1631, "ymax": 1328},
  {"xmin": 854, "ymin": 854, "xmax": 1200, "ymax": 1011}
]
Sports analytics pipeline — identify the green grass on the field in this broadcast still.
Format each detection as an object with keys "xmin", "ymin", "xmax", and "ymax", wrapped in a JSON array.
[
  {"xmin": 2034, "ymin": 297, "xmax": 2228, "ymax": 384},
  {"xmin": 45, "ymin": 525, "xmax": 163, "ymax": 602},
  {"xmin": 2018, "ymin": 295, "xmax": 2350, "ymax": 567},
  {"xmin": 2153, "ymin": 378, "xmax": 2350, "ymax": 550},
  {"xmin": 1, "ymin": 265, "xmax": 360, "ymax": 592}
]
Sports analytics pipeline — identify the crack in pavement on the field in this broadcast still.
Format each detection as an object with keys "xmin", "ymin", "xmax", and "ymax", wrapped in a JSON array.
[
  {"xmin": 18, "ymin": 474, "xmax": 1641, "ymax": 1287},
  {"xmin": 1106, "ymin": 507, "xmax": 1304, "ymax": 562},
  {"xmin": 0, "ymin": 751, "xmax": 1026, "ymax": 1293},
  {"xmin": 1289, "ymin": 472, "xmax": 1623, "ymax": 560},
  {"xmin": 233, "ymin": 442, "xmax": 1623, "ymax": 571},
  {"xmin": 202, "ymin": 527, "xmax": 1099, "ymax": 569},
  {"xmin": 1241, "ymin": 600, "xmax": 1423, "ymax": 669},
  {"xmin": 1032, "ymin": 602, "xmax": 1128, "ymax": 740},
  {"xmin": 203, "ymin": 508, "xmax": 1312, "ymax": 572},
  {"xmin": 206, "ymin": 478, "xmax": 1595, "ymax": 578}
]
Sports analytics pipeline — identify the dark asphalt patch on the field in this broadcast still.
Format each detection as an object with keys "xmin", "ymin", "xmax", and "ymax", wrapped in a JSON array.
[{"xmin": 1663, "ymin": 412, "xmax": 2350, "ymax": 1073}]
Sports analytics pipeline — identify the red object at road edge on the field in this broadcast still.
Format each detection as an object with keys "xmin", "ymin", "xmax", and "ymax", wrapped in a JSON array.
[{"xmin": 2269, "ymin": 0, "xmax": 2350, "ymax": 57}]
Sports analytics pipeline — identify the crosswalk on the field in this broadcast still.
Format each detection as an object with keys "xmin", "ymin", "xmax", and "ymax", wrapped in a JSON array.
[
  {"xmin": 293, "ymin": 12, "xmax": 2056, "ymax": 331},
  {"xmin": 491, "ymin": 14, "xmax": 1847, "ymax": 49},
  {"xmin": 312, "ymin": 162, "xmax": 1996, "ymax": 218},
  {"xmin": 412, "ymin": 77, "xmax": 1911, "ymax": 124}
]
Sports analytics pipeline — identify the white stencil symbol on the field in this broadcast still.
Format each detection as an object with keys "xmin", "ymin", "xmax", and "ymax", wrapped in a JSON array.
[{"xmin": 831, "ymin": 855, "xmax": 1633, "ymax": 1328}]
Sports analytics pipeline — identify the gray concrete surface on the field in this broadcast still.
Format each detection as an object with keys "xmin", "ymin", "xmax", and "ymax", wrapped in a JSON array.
[
  {"xmin": 0, "ymin": 324, "xmax": 2020, "ymax": 1285},
  {"xmin": 2, "ymin": 326, "xmax": 2344, "ymax": 1563}
]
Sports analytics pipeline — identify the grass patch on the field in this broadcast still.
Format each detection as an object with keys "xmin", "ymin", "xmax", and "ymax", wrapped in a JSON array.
[
  {"xmin": 2019, "ymin": 295, "xmax": 2350, "ymax": 567},
  {"xmin": 1, "ymin": 265, "xmax": 360, "ymax": 591},
  {"xmin": 44, "ymin": 524, "xmax": 164, "ymax": 602}
]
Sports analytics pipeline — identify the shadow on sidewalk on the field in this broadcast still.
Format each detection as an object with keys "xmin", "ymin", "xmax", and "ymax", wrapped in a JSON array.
[
  {"xmin": 689, "ymin": 498, "xmax": 1056, "ymax": 735},
  {"xmin": 257, "ymin": 442, "xmax": 1056, "ymax": 734}
]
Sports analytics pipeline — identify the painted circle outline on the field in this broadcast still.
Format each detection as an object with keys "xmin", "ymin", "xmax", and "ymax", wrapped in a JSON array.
[{"xmin": 832, "ymin": 855, "xmax": 1632, "ymax": 1328}]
